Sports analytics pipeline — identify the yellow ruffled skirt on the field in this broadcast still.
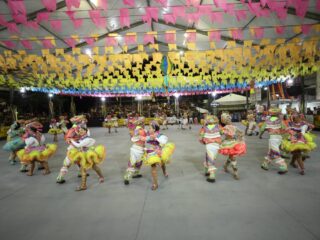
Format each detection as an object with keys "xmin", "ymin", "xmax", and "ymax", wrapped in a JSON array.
[
  {"xmin": 48, "ymin": 128, "xmax": 63, "ymax": 135},
  {"xmin": 281, "ymin": 133, "xmax": 317, "ymax": 153},
  {"xmin": 241, "ymin": 120, "xmax": 248, "ymax": 127},
  {"xmin": 67, "ymin": 145, "xmax": 106, "ymax": 170},
  {"xmin": 17, "ymin": 144, "xmax": 57, "ymax": 163},
  {"xmin": 143, "ymin": 142, "xmax": 176, "ymax": 166}
]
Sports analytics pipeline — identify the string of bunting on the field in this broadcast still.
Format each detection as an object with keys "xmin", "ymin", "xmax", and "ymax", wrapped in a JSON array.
[
  {"xmin": 0, "ymin": 37, "xmax": 318, "ymax": 96},
  {"xmin": 1, "ymin": 0, "xmax": 319, "ymax": 35},
  {"xmin": 1, "ymin": 23, "xmax": 319, "ymax": 50}
]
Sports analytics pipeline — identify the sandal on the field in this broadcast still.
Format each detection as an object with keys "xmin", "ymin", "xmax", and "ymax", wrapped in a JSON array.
[
  {"xmin": 151, "ymin": 184, "xmax": 158, "ymax": 191},
  {"xmin": 98, "ymin": 177, "xmax": 104, "ymax": 183},
  {"xmin": 75, "ymin": 186, "xmax": 87, "ymax": 191}
]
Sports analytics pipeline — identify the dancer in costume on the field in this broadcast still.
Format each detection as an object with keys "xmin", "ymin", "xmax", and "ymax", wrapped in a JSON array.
[
  {"xmin": 281, "ymin": 112, "xmax": 316, "ymax": 175},
  {"xmin": 48, "ymin": 118, "xmax": 63, "ymax": 142},
  {"xmin": 246, "ymin": 111, "xmax": 258, "ymax": 136},
  {"xmin": 103, "ymin": 114, "xmax": 113, "ymax": 134},
  {"xmin": 144, "ymin": 121, "xmax": 175, "ymax": 190},
  {"xmin": 56, "ymin": 115, "xmax": 105, "ymax": 191},
  {"xmin": 199, "ymin": 115, "xmax": 222, "ymax": 182},
  {"xmin": 161, "ymin": 113, "xmax": 169, "ymax": 130},
  {"xmin": 219, "ymin": 112, "xmax": 246, "ymax": 180},
  {"xmin": 124, "ymin": 117, "xmax": 146, "ymax": 185},
  {"xmin": 127, "ymin": 113, "xmax": 136, "ymax": 137},
  {"xmin": 182, "ymin": 112, "xmax": 191, "ymax": 130},
  {"xmin": 259, "ymin": 107, "xmax": 288, "ymax": 174},
  {"xmin": 59, "ymin": 116, "xmax": 69, "ymax": 134},
  {"xmin": 111, "ymin": 114, "xmax": 119, "ymax": 133},
  {"xmin": 3, "ymin": 120, "xmax": 26, "ymax": 165},
  {"xmin": 17, "ymin": 120, "xmax": 57, "ymax": 176}
]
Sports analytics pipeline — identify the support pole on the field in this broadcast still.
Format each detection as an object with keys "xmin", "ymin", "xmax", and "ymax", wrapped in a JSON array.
[{"xmin": 301, "ymin": 76, "xmax": 305, "ymax": 114}]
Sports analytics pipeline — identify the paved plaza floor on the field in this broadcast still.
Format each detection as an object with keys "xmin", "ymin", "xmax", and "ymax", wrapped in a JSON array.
[{"xmin": 0, "ymin": 125, "xmax": 319, "ymax": 240}]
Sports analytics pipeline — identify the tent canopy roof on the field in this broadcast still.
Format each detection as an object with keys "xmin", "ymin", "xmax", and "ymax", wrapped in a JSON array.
[{"xmin": 215, "ymin": 93, "xmax": 247, "ymax": 105}]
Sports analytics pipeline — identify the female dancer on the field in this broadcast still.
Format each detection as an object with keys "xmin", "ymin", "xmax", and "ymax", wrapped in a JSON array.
[
  {"xmin": 199, "ymin": 115, "xmax": 222, "ymax": 183},
  {"xmin": 3, "ymin": 120, "xmax": 25, "ymax": 165},
  {"xmin": 59, "ymin": 116, "xmax": 69, "ymax": 134},
  {"xmin": 144, "ymin": 121, "xmax": 175, "ymax": 190},
  {"xmin": 56, "ymin": 115, "xmax": 105, "ymax": 191},
  {"xmin": 259, "ymin": 107, "xmax": 288, "ymax": 174},
  {"xmin": 219, "ymin": 112, "xmax": 246, "ymax": 180},
  {"xmin": 103, "ymin": 113, "xmax": 113, "ymax": 134},
  {"xmin": 48, "ymin": 118, "xmax": 63, "ymax": 142},
  {"xmin": 17, "ymin": 120, "xmax": 57, "ymax": 176},
  {"xmin": 124, "ymin": 118, "xmax": 146, "ymax": 185},
  {"xmin": 281, "ymin": 112, "xmax": 316, "ymax": 175}
]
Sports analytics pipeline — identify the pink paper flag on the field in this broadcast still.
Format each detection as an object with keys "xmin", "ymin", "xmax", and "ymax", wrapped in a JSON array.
[
  {"xmin": 66, "ymin": 0, "xmax": 81, "ymax": 10},
  {"xmin": 123, "ymin": 0, "xmax": 135, "ymax": 7},
  {"xmin": 155, "ymin": 0, "xmax": 167, "ymax": 7},
  {"xmin": 36, "ymin": 12, "xmax": 50, "ymax": 22},
  {"xmin": 12, "ymin": 13, "xmax": 27, "ymax": 24},
  {"xmin": 260, "ymin": 0, "xmax": 268, "ymax": 7},
  {"xmin": 295, "ymin": 0, "xmax": 309, "ymax": 18},
  {"xmin": 186, "ymin": 0, "xmax": 201, "ymax": 7},
  {"xmin": 96, "ymin": 0, "xmax": 108, "ymax": 10},
  {"xmin": 7, "ymin": 22, "xmax": 19, "ymax": 34},
  {"xmin": 106, "ymin": 36, "xmax": 117, "ymax": 46},
  {"xmin": 65, "ymin": 38, "xmax": 77, "ymax": 48},
  {"xmin": 186, "ymin": 12, "xmax": 200, "ymax": 24},
  {"xmin": 146, "ymin": 7, "xmax": 159, "ymax": 22},
  {"xmin": 213, "ymin": 0, "xmax": 227, "ymax": 9},
  {"xmin": 85, "ymin": 37, "xmax": 95, "ymax": 46},
  {"xmin": 235, "ymin": 10, "xmax": 247, "ymax": 21},
  {"xmin": 225, "ymin": 3, "xmax": 235, "ymax": 14},
  {"xmin": 143, "ymin": 33, "xmax": 155, "ymax": 44},
  {"xmin": 72, "ymin": 19, "xmax": 83, "ymax": 29},
  {"xmin": 248, "ymin": 2, "xmax": 261, "ymax": 16},
  {"xmin": 120, "ymin": 8, "xmax": 131, "ymax": 27},
  {"xmin": 2, "ymin": 40, "xmax": 16, "ymax": 48},
  {"xmin": 142, "ymin": 15, "xmax": 151, "ymax": 25},
  {"xmin": 165, "ymin": 32, "xmax": 175, "ymax": 43},
  {"xmin": 24, "ymin": 21, "xmax": 39, "ymax": 30},
  {"xmin": 42, "ymin": 39, "xmax": 54, "ymax": 49},
  {"xmin": 208, "ymin": 31, "xmax": 221, "ymax": 41},
  {"xmin": 276, "ymin": 8, "xmax": 287, "ymax": 20},
  {"xmin": 186, "ymin": 32, "xmax": 196, "ymax": 42},
  {"xmin": 50, "ymin": 20, "xmax": 62, "ymax": 32},
  {"xmin": 260, "ymin": 9, "xmax": 271, "ymax": 17},
  {"xmin": 198, "ymin": 5, "xmax": 212, "ymax": 15},
  {"xmin": 41, "ymin": 0, "xmax": 57, "ymax": 11},
  {"xmin": 275, "ymin": 26, "xmax": 285, "ymax": 34},
  {"xmin": 317, "ymin": 0, "xmax": 320, "ymax": 10},
  {"xmin": 0, "ymin": 15, "xmax": 8, "ymax": 26},
  {"xmin": 253, "ymin": 27, "xmax": 264, "ymax": 38},
  {"xmin": 21, "ymin": 39, "xmax": 32, "ymax": 49},
  {"xmin": 89, "ymin": 10, "xmax": 106, "ymax": 28},
  {"xmin": 172, "ymin": 6, "xmax": 186, "ymax": 18},
  {"xmin": 210, "ymin": 12, "xmax": 223, "ymax": 23},
  {"xmin": 163, "ymin": 14, "xmax": 176, "ymax": 24},
  {"xmin": 231, "ymin": 29, "xmax": 243, "ymax": 40},
  {"xmin": 125, "ymin": 35, "xmax": 136, "ymax": 45},
  {"xmin": 65, "ymin": 11, "xmax": 75, "ymax": 20},
  {"xmin": 267, "ymin": 1, "xmax": 286, "ymax": 11},
  {"xmin": 301, "ymin": 24, "xmax": 312, "ymax": 34},
  {"xmin": 8, "ymin": 0, "xmax": 26, "ymax": 15}
]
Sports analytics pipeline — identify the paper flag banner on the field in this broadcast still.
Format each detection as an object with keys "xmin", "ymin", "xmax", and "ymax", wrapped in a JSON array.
[
  {"xmin": 21, "ymin": 40, "xmax": 33, "ymax": 49},
  {"xmin": 123, "ymin": 0, "xmax": 135, "ymax": 7},
  {"xmin": 50, "ymin": 20, "xmax": 62, "ymax": 32},
  {"xmin": 41, "ymin": 0, "xmax": 57, "ymax": 11},
  {"xmin": 120, "ymin": 8, "xmax": 130, "ymax": 28}
]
